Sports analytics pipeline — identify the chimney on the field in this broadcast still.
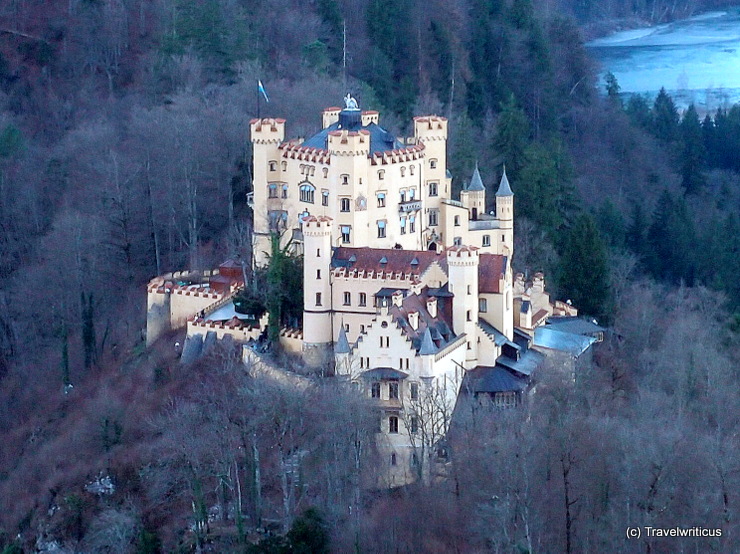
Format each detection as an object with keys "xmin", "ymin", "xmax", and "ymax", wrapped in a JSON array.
[
  {"xmin": 408, "ymin": 311, "xmax": 419, "ymax": 330},
  {"xmin": 392, "ymin": 290, "xmax": 404, "ymax": 307},
  {"xmin": 426, "ymin": 297, "xmax": 438, "ymax": 318}
]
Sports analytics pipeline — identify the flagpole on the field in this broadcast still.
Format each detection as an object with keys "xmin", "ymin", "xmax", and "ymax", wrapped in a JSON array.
[{"xmin": 257, "ymin": 80, "xmax": 261, "ymax": 119}]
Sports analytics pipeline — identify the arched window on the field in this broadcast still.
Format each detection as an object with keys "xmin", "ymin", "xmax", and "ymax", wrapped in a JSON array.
[
  {"xmin": 429, "ymin": 158, "xmax": 437, "ymax": 169},
  {"xmin": 281, "ymin": 184, "xmax": 288, "ymax": 198},
  {"xmin": 410, "ymin": 165, "xmax": 415, "ymax": 175},
  {"xmin": 378, "ymin": 170, "xmax": 385, "ymax": 180},
  {"xmin": 400, "ymin": 166, "xmax": 406, "ymax": 177},
  {"xmin": 300, "ymin": 183, "xmax": 315, "ymax": 203},
  {"xmin": 268, "ymin": 183, "xmax": 277, "ymax": 198},
  {"xmin": 322, "ymin": 190, "xmax": 329, "ymax": 206},
  {"xmin": 268, "ymin": 160, "xmax": 277, "ymax": 171},
  {"xmin": 323, "ymin": 167, "xmax": 329, "ymax": 178},
  {"xmin": 281, "ymin": 161, "xmax": 287, "ymax": 171}
]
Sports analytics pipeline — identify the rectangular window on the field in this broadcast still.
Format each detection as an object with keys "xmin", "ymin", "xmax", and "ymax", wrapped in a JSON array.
[
  {"xmin": 281, "ymin": 185, "xmax": 288, "ymax": 199},
  {"xmin": 316, "ymin": 269, "xmax": 321, "ymax": 279},
  {"xmin": 454, "ymin": 215, "xmax": 460, "ymax": 226},
  {"xmin": 389, "ymin": 382, "xmax": 399, "ymax": 399},
  {"xmin": 371, "ymin": 382, "xmax": 381, "ymax": 398},
  {"xmin": 454, "ymin": 237, "xmax": 462, "ymax": 246},
  {"xmin": 377, "ymin": 220, "xmax": 386, "ymax": 238},
  {"xmin": 410, "ymin": 382, "xmax": 419, "ymax": 400},
  {"xmin": 340, "ymin": 198, "xmax": 351, "ymax": 212},
  {"xmin": 502, "ymin": 234, "xmax": 506, "ymax": 242},
  {"xmin": 268, "ymin": 184, "xmax": 277, "ymax": 198},
  {"xmin": 359, "ymin": 293, "xmax": 367, "ymax": 306},
  {"xmin": 409, "ymin": 216, "xmax": 415, "ymax": 233},
  {"xmin": 400, "ymin": 190, "xmax": 406, "ymax": 203},
  {"xmin": 322, "ymin": 191, "xmax": 329, "ymax": 206},
  {"xmin": 315, "ymin": 292, "xmax": 322, "ymax": 306},
  {"xmin": 409, "ymin": 188, "xmax": 416, "ymax": 200},
  {"xmin": 429, "ymin": 210, "xmax": 438, "ymax": 226},
  {"xmin": 341, "ymin": 225, "xmax": 351, "ymax": 243},
  {"xmin": 410, "ymin": 416, "xmax": 418, "ymax": 434},
  {"xmin": 389, "ymin": 416, "xmax": 399, "ymax": 434},
  {"xmin": 377, "ymin": 193, "xmax": 386, "ymax": 207},
  {"xmin": 479, "ymin": 298, "xmax": 488, "ymax": 313},
  {"xmin": 341, "ymin": 174, "xmax": 349, "ymax": 185},
  {"xmin": 483, "ymin": 235, "xmax": 491, "ymax": 247},
  {"xmin": 400, "ymin": 217, "xmax": 406, "ymax": 234},
  {"xmin": 429, "ymin": 182, "xmax": 438, "ymax": 196},
  {"xmin": 343, "ymin": 291, "xmax": 351, "ymax": 305}
]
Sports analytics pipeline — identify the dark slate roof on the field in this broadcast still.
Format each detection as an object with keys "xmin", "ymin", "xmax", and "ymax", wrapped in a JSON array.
[
  {"xmin": 376, "ymin": 287, "xmax": 408, "ymax": 297},
  {"xmin": 545, "ymin": 316, "xmax": 606, "ymax": 336},
  {"xmin": 361, "ymin": 368, "xmax": 409, "ymax": 380},
  {"xmin": 461, "ymin": 366, "xmax": 527, "ymax": 394},
  {"xmin": 478, "ymin": 254, "xmax": 507, "ymax": 294},
  {"xmin": 496, "ymin": 348, "xmax": 544, "ymax": 377},
  {"xmin": 496, "ymin": 168, "xmax": 514, "ymax": 196},
  {"xmin": 301, "ymin": 115, "xmax": 404, "ymax": 155},
  {"xmin": 466, "ymin": 163, "xmax": 486, "ymax": 191},
  {"xmin": 332, "ymin": 247, "xmax": 447, "ymax": 275},
  {"xmin": 390, "ymin": 288, "xmax": 455, "ymax": 352},
  {"xmin": 335, "ymin": 326, "xmax": 351, "ymax": 354},
  {"xmin": 534, "ymin": 327, "xmax": 596, "ymax": 357}
]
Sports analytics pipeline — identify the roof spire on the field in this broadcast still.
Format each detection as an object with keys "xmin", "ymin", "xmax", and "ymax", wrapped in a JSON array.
[
  {"xmin": 335, "ymin": 325, "xmax": 351, "ymax": 354},
  {"xmin": 466, "ymin": 161, "xmax": 485, "ymax": 191},
  {"xmin": 418, "ymin": 327, "xmax": 437, "ymax": 355},
  {"xmin": 496, "ymin": 164, "xmax": 514, "ymax": 196}
]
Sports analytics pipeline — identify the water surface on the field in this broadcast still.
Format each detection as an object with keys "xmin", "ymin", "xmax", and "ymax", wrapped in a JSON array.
[{"xmin": 587, "ymin": 9, "xmax": 740, "ymax": 109}]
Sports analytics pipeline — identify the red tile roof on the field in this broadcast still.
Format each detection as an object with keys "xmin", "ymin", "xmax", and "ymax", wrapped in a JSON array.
[
  {"xmin": 332, "ymin": 247, "xmax": 447, "ymax": 275},
  {"xmin": 478, "ymin": 254, "xmax": 507, "ymax": 294}
]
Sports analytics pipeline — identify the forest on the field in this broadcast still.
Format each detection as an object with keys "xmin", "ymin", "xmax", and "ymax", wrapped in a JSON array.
[{"xmin": 0, "ymin": 0, "xmax": 739, "ymax": 552}]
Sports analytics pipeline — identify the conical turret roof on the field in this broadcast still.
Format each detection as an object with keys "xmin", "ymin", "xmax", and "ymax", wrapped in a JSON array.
[
  {"xmin": 496, "ymin": 167, "xmax": 514, "ymax": 196},
  {"xmin": 466, "ymin": 162, "xmax": 486, "ymax": 192},
  {"xmin": 335, "ymin": 326, "xmax": 351, "ymax": 354},
  {"xmin": 418, "ymin": 327, "xmax": 437, "ymax": 355}
]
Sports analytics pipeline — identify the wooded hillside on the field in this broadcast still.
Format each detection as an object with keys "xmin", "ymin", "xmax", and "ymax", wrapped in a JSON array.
[{"xmin": 0, "ymin": 1, "xmax": 738, "ymax": 552}]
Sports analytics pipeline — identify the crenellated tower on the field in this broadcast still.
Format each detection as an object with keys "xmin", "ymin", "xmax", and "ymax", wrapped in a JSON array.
[
  {"xmin": 250, "ymin": 117, "xmax": 286, "ymax": 265},
  {"xmin": 302, "ymin": 215, "xmax": 334, "ymax": 366},
  {"xmin": 447, "ymin": 245, "xmax": 480, "ymax": 368}
]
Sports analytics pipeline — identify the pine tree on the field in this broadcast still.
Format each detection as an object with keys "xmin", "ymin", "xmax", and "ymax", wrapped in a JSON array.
[
  {"xmin": 679, "ymin": 104, "xmax": 706, "ymax": 194},
  {"xmin": 596, "ymin": 199, "xmax": 625, "ymax": 248},
  {"xmin": 557, "ymin": 213, "xmax": 610, "ymax": 319},
  {"xmin": 493, "ymin": 94, "xmax": 531, "ymax": 178},
  {"xmin": 652, "ymin": 87, "xmax": 679, "ymax": 142}
]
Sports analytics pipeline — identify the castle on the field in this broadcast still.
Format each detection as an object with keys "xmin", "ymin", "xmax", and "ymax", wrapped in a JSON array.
[{"xmin": 146, "ymin": 97, "xmax": 597, "ymax": 486}]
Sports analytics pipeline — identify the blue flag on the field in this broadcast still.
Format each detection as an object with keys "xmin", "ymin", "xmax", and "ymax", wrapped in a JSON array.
[{"xmin": 258, "ymin": 80, "xmax": 269, "ymax": 102}]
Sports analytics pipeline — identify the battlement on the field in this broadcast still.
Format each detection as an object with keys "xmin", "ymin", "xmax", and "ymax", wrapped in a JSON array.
[
  {"xmin": 322, "ymin": 107, "xmax": 341, "ymax": 128},
  {"xmin": 361, "ymin": 110, "xmax": 379, "ymax": 125},
  {"xmin": 250, "ymin": 118, "xmax": 286, "ymax": 144},
  {"xmin": 280, "ymin": 141, "xmax": 331, "ymax": 164},
  {"xmin": 369, "ymin": 143, "xmax": 424, "ymax": 165},
  {"xmin": 447, "ymin": 245, "xmax": 479, "ymax": 259},
  {"xmin": 413, "ymin": 115, "xmax": 448, "ymax": 141},
  {"xmin": 327, "ymin": 129, "xmax": 371, "ymax": 155},
  {"xmin": 302, "ymin": 215, "xmax": 333, "ymax": 234}
]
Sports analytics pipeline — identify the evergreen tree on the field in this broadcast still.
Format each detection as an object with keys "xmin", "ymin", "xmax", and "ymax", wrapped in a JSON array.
[
  {"xmin": 679, "ymin": 104, "xmax": 706, "ymax": 194},
  {"xmin": 557, "ymin": 213, "xmax": 610, "ymax": 319},
  {"xmin": 625, "ymin": 94, "xmax": 652, "ymax": 129},
  {"xmin": 81, "ymin": 292, "xmax": 96, "ymax": 369},
  {"xmin": 493, "ymin": 94, "xmax": 530, "ymax": 178},
  {"xmin": 645, "ymin": 190, "xmax": 696, "ymax": 284},
  {"xmin": 604, "ymin": 72, "xmax": 621, "ymax": 105},
  {"xmin": 652, "ymin": 87, "xmax": 679, "ymax": 142},
  {"xmin": 625, "ymin": 201, "xmax": 647, "ymax": 260},
  {"xmin": 596, "ymin": 199, "xmax": 625, "ymax": 248}
]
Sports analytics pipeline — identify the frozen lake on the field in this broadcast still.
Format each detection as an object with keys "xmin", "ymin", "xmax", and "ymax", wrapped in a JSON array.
[{"xmin": 587, "ymin": 9, "xmax": 740, "ymax": 109}]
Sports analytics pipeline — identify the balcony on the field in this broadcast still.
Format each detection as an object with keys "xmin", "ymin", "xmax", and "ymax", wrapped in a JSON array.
[{"xmin": 398, "ymin": 200, "xmax": 422, "ymax": 213}]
